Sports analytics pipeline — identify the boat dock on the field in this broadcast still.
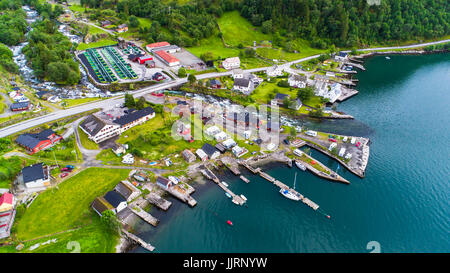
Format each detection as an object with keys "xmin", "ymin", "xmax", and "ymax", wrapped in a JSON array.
[
  {"xmin": 337, "ymin": 88, "xmax": 359, "ymax": 102},
  {"xmin": 158, "ymin": 184, "xmax": 197, "ymax": 207},
  {"xmin": 122, "ymin": 230, "xmax": 155, "ymax": 252},
  {"xmin": 201, "ymin": 167, "xmax": 247, "ymax": 206},
  {"xmin": 145, "ymin": 192, "xmax": 172, "ymax": 211},
  {"xmin": 130, "ymin": 206, "xmax": 159, "ymax": 226},
  {"xmin": 239, "ymin": 161, "xmax": 261, "ymax": 174},
  {"xmin": 220, "ymin": 158, "xmax": 241, "ymax": 175},
  {"xmin": 255, "ymin": 168, "xmax": 321, "ymax": 211},
  {"xmin": 240, "ymin": 175, "xmax": 250, "ymax": 183},
  {"xmin": 345, "ymin": 61, "xmax": 365, "ymax": 71}
]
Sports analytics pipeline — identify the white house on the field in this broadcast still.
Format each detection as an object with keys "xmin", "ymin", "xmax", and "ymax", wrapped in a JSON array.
[
  {"xmin": 335, "ymin": 51, "xmax": 349, "ymax": 62},
  {"xmin": 222, "ymin": 57, "xmax": 240, "ymax": 70},
  {"xmin": 232, "ymin": 146, "xmax": 247, "ymax": 158},
  {"xmin": 103, "ymin": 191, "xmax": 127, "ymax": 213},
  {"xmin": 122, "ymin": 153, "xmax": 135, "ymax": 164},
  {"xmin": 266, "ymin": 65, "xmax": 283, "ymax": 77},
  {"xmin": 288, "ymin": 74, "xmax": 307, "ymax": 88},
  {"xmin": 233, "ymin": 78, "xmax": 253, "ymax": 94},
  {"xmin": 325, "ymin": 83, "xmax": 342, "ymax": 103},
  {"xmin": 205, "ymin": 126, "xmax": 221, "ymax": 137},
  {"xmin": 22, "ymin": 163, "xmax": 50, "ymax": 189},
  {"xmin": 201, "ymin": 143, "xmax": 220, "ymax": 160},
  {"xmin": 222, "ymin": 138, "xmax": 237, "ymax": 149},
  {"xmin": 196, "ymin": 148, "xmax": 208, "ymax": 161},
  {"xmin": 214, "ymin": 131, "xmax": 228, "ymax": 142}
]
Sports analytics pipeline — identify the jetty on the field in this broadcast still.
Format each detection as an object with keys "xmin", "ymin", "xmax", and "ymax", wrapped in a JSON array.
[
  {"xmin": 220, "ymin": 157, "xmax": 241, "ymax": 175},
  {"xmin": 295, "ymin": 154, "xmax": 350, "ymax": 184},
  {"xmin": 130, "ymin": 206, "xmax": 159, "ymax": 226},
  {"xmin": 159, "ymin": 184, "xmax": 197, "ymax": 207},
  {"xmin": 254, "ymin": 167, "xmax": 321, "ymax": 211},
  {"xmin": 337, "ymin": 88, "xmax": 359, "ymax": 102},
  {"xmin": 122, "ymin": 230, "xmax": 155, "ymax": 252},
  {"xmin": 240, "ymin": 175, "xmax": 250, "ymax": 183},
  {"xmin": 345, "ymin": 61, "xmax": 365, "ymax": 71},
  {"xmin": 238, "ymin": 161, "xmax": 261, "ymax": 174},
  {"xmin": 201, "ymin": 167, "xmax": 246, "ymax": 206},
  {"xmin": 145, "ymin": 192, "xmax": 172, "ymax": 211}
]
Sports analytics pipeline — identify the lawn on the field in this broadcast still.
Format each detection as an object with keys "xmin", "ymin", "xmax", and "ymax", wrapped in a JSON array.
[
  {"xmin": 62, "ymin": 97, "xmax": 102, "ymax": 108},
  {"xmin": 218, "ymin": 11, "xmax": 271, "ymax": 47},
  {"xmin": 78, "ymin": 127, "xmax": 99, "ymax": 150},
  {"xmin": 15, "ymin": 168, "xmax": 130, "ymax": 241},
  {"xmin": 250, "ymin": 80, "xmax": 295, "ymax": 104},
  {"xmin": 88, "ymin": 25, "xmax": 108, "ymax": 35},
  {"xmin": 0, "ymin": 96, "xmax": 5, "ymax": 114},
  {"xmin": 77, "ymin": 39, "xmax": 118, "ymax": 51},
  {"xmin": 187, "ymin": 36, "xmax": 240, "ymax": 60}
]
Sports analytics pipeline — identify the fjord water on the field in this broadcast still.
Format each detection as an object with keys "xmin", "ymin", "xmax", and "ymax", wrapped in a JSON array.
[{"xmin": 133, "ymin": 53, "xmax": 450, "ymax": 253}]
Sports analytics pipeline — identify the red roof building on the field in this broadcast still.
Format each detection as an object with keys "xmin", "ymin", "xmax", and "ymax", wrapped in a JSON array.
[
  {"xmin": 0, "ymin": 193, "xmax": 14, "ymax": 212},
  {"xmin": 137, "ymin": 55, "xmax": 153, "ymax": 64},
  {"xmin": 155, "ymin": 50, "xmax": 180, "ymax": 66},
  {"xmin": 146, "ymin": 42, "xmax": 170, "ymax": 50}
]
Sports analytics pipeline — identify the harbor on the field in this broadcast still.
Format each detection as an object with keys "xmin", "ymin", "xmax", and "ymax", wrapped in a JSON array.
[
  {"xmin": 130, "ymin": 206, "xmax": 159, "ymax": 227},
  {"xmin": 200, "ymin": 167, "xmax": 247, "ymax": 206},
  {"xmin": 145, "ymin": 193, "xmax": 172, "ymax": 211}
]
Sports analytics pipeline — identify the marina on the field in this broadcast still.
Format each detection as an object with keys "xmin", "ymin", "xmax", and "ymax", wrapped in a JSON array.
[{"xmin": 200, "ymin": 167, "xmax": 247, "ymax": 206}]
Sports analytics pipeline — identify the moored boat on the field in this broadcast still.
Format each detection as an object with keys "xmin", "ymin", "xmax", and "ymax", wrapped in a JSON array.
[
  {"xmin": 240, "ymin": 194, "xmax": 247, "ymax": 201},
  {"xmin": 221, "ymin": 181, "xmax": 229, "ymax": 187},
  {"xmin": 295, "ymin": 161, "xmax": 307, "ymax": 171},
  {"xmin": 279, "ymin": 189, "xmax": 301, "ymax": 201},
  {"xmin": 225, "ymin": 192, "xmax": 232, "ymax": 198}
]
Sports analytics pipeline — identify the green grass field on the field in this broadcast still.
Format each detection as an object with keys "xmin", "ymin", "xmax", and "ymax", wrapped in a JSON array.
[
  {"xmin": 62, "ymin": 97, "xmax": 102, "ymax": 108},
  {"xmin": 218, "ymin": 11, "xmax": 271, "ymax": 47},
  {"xmin": 15, "ymin": 168, "xmax": 130, "ymax": 241},
  {"xmin": 78, "ymin": 127, "xmax": 99, "ymax": 150},
  {"xmin": 187, "ymin": 35, "xmax": 240, "ymax": 60},
  {"xmin": 77, "ymin": 39, "xmax": 118, "ymax": 51}
]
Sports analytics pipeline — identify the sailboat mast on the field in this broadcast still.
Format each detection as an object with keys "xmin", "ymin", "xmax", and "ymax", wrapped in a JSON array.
[{"xmin": 293, "ymin": 172, "xmax": 297, "ymax": 190}]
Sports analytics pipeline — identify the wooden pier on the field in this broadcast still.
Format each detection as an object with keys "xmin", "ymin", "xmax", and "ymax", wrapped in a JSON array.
[
  {"xmin": 130, "ymin": 206, "xmax": 159, "ymax": 226},
  {"xmin": 239, "ymin": 161, "xmax": 261, "ymax": 174},
  {"xmin": 240, "ymin": 175, "xmax": 250, "ymax": 183},
  {"xmin": 345, "ymin": 61, "xmax": 365, "ymax": 71},
  {"xmin": 145, "ymin": 193, "xmax": 172, "ymax": 211},
  {"xmin": 201, "ymin": 167, "xmax": 247, "ymax": 206},
  {"xmin": 220, "ymin": 158, "xmax": 241, "ymax": 175},
  {"xmin": 256, "ymin": 169, "xmax": 321, "ymax": 211},
  {"xmin": 122, "ymin": 230, "xmax": 155, "ymax": 252}
]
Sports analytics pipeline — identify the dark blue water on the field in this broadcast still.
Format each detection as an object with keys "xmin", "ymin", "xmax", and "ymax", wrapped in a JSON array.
[{"xmin": 132, "ymin": 53, "xmax": 450, "ymax": 253}]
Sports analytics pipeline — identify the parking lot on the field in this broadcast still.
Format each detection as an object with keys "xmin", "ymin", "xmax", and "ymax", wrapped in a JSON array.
[{"xmin": 172, "ymin": 49, "xmax": 207, "ymax": 71}]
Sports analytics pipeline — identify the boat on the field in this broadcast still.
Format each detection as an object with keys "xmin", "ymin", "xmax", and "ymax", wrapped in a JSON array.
[
  {"xmin": 232, "ymin": 199, "xmax": 240, "ymax": 205},
  {"xmin": 239, "ymin": 175, "xmax": 250, "ymax": 183},
  {"xmin": 287, "ymin": 159, "xmax": 293, "ymax": 168},
  {"xmin": 225, "ymin": 192, "xmax": 232, "ymax": 198},
  {"xmin": 240, "ymin": 194, "xmax": 247, "ymax": 201},
  {"xmin": 221, "ymin": 181, "xmax": 229, "ymax": 187},
  {"xmin": 227, "ymin": 220, "xmax": 233, "ymax": 226},
  {"xmin": 295, "ymin": 161, "xmax": 306, "ymax": 171},
  {"xmin": 385, "ymin": 56, "xmax": 390, "ymax": 60},
  {"xmin": 279, "ymin": 188, "xmax": 301, "ymax": 201}
]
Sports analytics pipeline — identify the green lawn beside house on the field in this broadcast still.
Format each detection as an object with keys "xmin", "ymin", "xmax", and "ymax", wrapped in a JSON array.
[
  {"xmin": 78, "ymin": 127, "xmax": 99, "ymax": 150},
  {"xmin": 15, "ymin": 168, "xmax": 130, "ymax": 241}
]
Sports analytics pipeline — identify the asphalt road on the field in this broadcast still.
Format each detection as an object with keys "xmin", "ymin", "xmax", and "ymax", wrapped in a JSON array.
[{"xmin": 1, "ymin": 38, "xmax": 449, "ymax": 138}]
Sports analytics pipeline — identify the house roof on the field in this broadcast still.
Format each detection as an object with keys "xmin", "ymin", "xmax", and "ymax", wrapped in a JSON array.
[
  {"xmin": 10, "ymin": 102, "xmax": 30, "ymax": 110},
  {"xmin": 275, "ymin": 93, "xmax": 289, "ymax": 100},
  {"xmin": 289, "ymin": 74, "xmax": 307, "ymax": 82},
  {"xmin": 210, "ymin": 79, "xmax": 221, "ymax": 85},
  {"xmin": 114, "ymin": 182, "xmax": 133, "ymax": 199},
  {"xmin": 103, "ymin": 191, "xmax": 126, "ymax": 208},
  {"xmin": 16, "ymin": 134, "xmax": 42, "ymax": 150},
  {"xmin": 22, "ymin": 163, "xmax": 46, "ymax": 183},
  {"xmin": 146, "ymin": 42, "xmax": 170, "ymax": 49},
  {"xmin": 223, "ymin": 57, "xmax": 240, "ymax": 63},
  {"xmin": 156, "ymin": 176, "xmax": 172, "ymax": 186},
  {"xmin": 155, "ymin": 50, "xmax": 179, "ymax": 63},
  {"xmin": 35, "ymin": 91, "xmax": 49, "ymax": 98},
  {"xmin": 80, "ymin": 115, "xmax": 106, "ymax": 137},
  {"xmin": 113, "ymin": 107, "xmax": 154, "ymax": 126},
  {"xmin": 36, "ymin": 129, "xmax": 55, "ymax": 140},
  {"xmin": 117, "ymin": 24, "xmax": 128, "ymax": 29},
  {"xmin": 234, "ymin": 78, "xmax": 250, "ymax": 88},
  {"xmin": 0, "ymin": 193, "xmax": 13, "ymax": 205},
  {"xmin": 201, "ymin": 143, "xmax": 218, "ymax": 157},
  {"xmin": 215, "ymin": 143, "xmax": 226, "ymax": 153},
  {"xmin": 92, "ymin": 196, "xmax": 113, "ymax": 214},
  {"xmin": 338, "ymin": 51, "xmax": 348, "ymax": 57},
  {"xmin": 182, "ymin": 149, "xmax": 195, "ymax": 158}
]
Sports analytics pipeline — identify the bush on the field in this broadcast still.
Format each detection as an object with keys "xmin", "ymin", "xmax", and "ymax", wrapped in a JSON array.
[{"xmin": 277, "ymin": 80, "xmax": 289, "ymax": 88}]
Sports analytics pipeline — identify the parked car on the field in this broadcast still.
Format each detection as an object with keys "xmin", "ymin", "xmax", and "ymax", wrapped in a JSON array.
[
  {"xmin": 60, "ymin": 173, "xmax": 69, "ymax": 178},
  {"xmin": 61, "ymin": 167, "xmax": 69, "ymax": 172},
  {"xmin": 356, "ymin": 141, "xmax": 361, "ymax": 147},
  {"xmin": 66, "ymin": 165, "xmax": 75, "ymax": 170},
  {"xmin": 328, "ymin": 138, "xmax": 337, "ymax": 142},
  {"xmin": 283, "ymin": 139, "xmax": 290, "ymax": 145}
]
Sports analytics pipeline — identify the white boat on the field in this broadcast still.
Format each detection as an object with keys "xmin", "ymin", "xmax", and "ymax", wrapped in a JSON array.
[
  {"xmin": 279, "ymin": 189, "xmax": 301, "ymax": 201},
  {"xmin": 221, "ymin": 181, "xmax": 229, "ymax": 187},
  {"xmin": 225, "ymin": 192, "xmax": 232, "ymax": 198},
  {"xmin": 295, "ymin": 161, "xmax": 307, "ymax": 171},
  {"xmin": 232, "ymin": 199, "xmax": 240, "ymax": 205},
  {"xmin": 240, "ymin": 194, "xmax": 247, "ymax": 201},
  {"xmin": 385, "ymin": 56, "xmax": 390, "ymax": 60}
]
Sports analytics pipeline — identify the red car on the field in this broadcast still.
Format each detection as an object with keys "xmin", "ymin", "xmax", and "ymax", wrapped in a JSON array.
[
  {"xmin": 60, "ymin": 173, "xmax": 69, "ymax": 178},
  {"xmin": 356, "ymin": 141, "xmax": 361, "ymax": 147},
  {"xmin": 328, "ymin": 138, "xmax": 337, "ymax": 142},
  {"xmin": 61, "ymin": 167, "xmax": 69, "ymax": 172}
]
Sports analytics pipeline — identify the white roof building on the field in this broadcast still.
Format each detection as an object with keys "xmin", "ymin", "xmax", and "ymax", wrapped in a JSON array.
[
  {"xmin": 222, "ymin": 57, "xmax": 240, "ymax": 70},
  {"xmin": 122, "ymin": 153, "xmax": 134, "ymax": 164},
  {"xmin": 222, "ymin": 138, "xmax": 237, "ymax": 149},
  {"xmin": 214, "ymin": 131, "xmax": 228, "ymax": 142},
  {"xmin": 196, "ymin": 148, "xmax": 208, "ymax": 161},
  {"xmin": 266, "ymin": 65, "xmax": 283, "ymax": 77}
]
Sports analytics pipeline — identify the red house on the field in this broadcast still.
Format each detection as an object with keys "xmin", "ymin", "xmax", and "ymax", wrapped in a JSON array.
[
  {"xmin": 15, "ymin": 129, "xmax": 62, "ymax": 154},
  {"xmin": 137, "ymin": 55, "xmax": 153, "ymax": 64}
]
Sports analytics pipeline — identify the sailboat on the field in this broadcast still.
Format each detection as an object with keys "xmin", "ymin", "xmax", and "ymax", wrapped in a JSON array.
[{"xmin": 280, "ymin": 172, "xmax": 301, "ymax": 201}]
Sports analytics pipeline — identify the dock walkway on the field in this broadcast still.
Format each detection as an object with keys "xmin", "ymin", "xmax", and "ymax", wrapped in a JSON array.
[
  {"xmin": 122, "ymin": 230, "xmax": 155, "ymax": 252},
  {"xmin": 201, "ymin": 167, "xmax": 246, "ymax": 206},
  {"xmin": 130, "ymin": 206, "xmax": 159, "ymax": 226},
  {"xmin": 145, "ymin": 193, "xmax": 172, "ymax": 211}
]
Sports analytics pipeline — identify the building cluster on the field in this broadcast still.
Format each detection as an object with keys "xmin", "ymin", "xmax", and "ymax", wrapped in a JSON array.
[
  {"xmin": 146, "ymin": 42, "xmax": 181, "ymax": 67},
  {"xmin": 92, "ymin": 180, "xmax": 140, "ymax": 216},
  {"xmin": 0, "ymin": 192, "xmax": 16, "ymax": 240},
  {"xmin": 80, "ymin": 106, "xmax": 155, "ymax": 144}
]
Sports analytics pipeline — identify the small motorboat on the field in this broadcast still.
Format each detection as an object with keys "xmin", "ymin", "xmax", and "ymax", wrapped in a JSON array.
[
  {"xmin": 295, "ymin": 161, "xmax": 307, "ymax": 171},
  {"xmin": 225, "ymin": 192, "xmax": 232, "ymax": 198},
  {"xmin": 227, "ymin": 220, "xmax": 233, "ymax": 226},
  {"xmin": 221, "ymin": 181, "xmax": 229, "ymax": 187},
  {"xmin": 385, "ymin": 56, "xmax": 391, "ymax": 60},
  {"xmin": 240, "ymin": 194, "xmax": 247, "ymax": 201}
]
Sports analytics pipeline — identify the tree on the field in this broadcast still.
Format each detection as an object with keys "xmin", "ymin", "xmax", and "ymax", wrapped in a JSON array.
[
  {"xmin": 178, "ymin": 67, "xmax": 187, "ymax": 77},
  {"xmin": 277, "ymin": 80, "xmax": 289, "ymax": 88},
  {"xmin": 129, "ymin": 15, "xmax": 140, "ymax": 28},
  {"xmin": 188, "ymin": 74, "xmax": 196, "ymax": 84},
  {"xmin": 101, "ymin": 210, "xmax": 120, "ymax": 233},
  {"xmin": 136, "ymin": 96, "xmax": 146, "ymax": 110},
  {"xmin": 262, "ymin": 20, "xmax": 272, "ymax": 34},
  {"xmin": 297, "ymin": 87, "xmax": 314, "ymax": 102},
  {"xmin": 124, "ymin": 93, "xmax": 136, "ymax": 108}
]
